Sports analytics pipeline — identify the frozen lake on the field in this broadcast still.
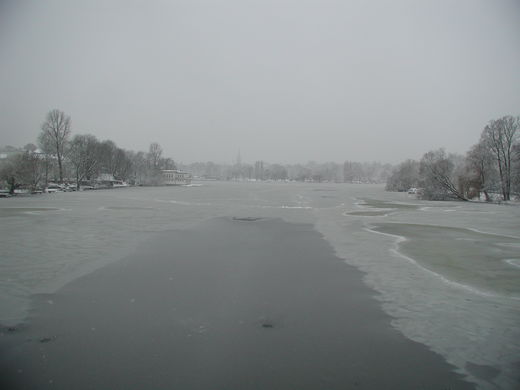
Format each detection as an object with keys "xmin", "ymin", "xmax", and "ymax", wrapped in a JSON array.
[{"xmin": 1, "ymin": 181, "xmax": 519, "ymax": 388}]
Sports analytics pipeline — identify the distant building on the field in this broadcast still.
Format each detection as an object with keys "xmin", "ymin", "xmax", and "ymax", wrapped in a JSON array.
[
  {"xmin": 161, "ymin": 170, "xmax": 192, "ymax": 185},
  {"xmin": 254, "ymin": 161, "xmax": 264, "ymax": 181},
  {"xmin": 93, "ymin": 173, "xmax": 129, "ymax": 188},
  {"xmin": 97, "ymin": 173, "xmax": 115, "ymax": 182}
]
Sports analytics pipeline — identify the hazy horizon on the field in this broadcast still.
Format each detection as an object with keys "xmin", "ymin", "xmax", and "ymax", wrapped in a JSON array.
[{"xmin": 1, "ymin": 0, "xmax": 519, "ymax": 165}]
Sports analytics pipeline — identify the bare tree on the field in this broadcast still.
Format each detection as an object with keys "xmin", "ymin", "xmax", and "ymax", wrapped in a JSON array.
[
  {"xmin": 68, "ymin": 134, "xmax": 100, "ymax": 190},
  {"xmin": 38, "ymin": 130, "xmax": 56, "ymax": 185},
  {"xmin": 513, "ymin": 143, "xmax": 520, "ymax": 196},
  {"xmin": 160, "ymin": 157, "xmax": 176, "ymax": 170},
  {"xmin": 465, "ymin": 141, "xmax": 496, "ymax": 201},
  {"xmin": 113, "ymin": 148, "xmax": 133, "ymax": 180},
  {"xmin": 39, "ymin": 109, "xmax": 71, "ymax": 182},
  {"xmin": 385, "ymin": 159, "xmax": 420, "ymax": 192},
  {"xmin": 0, "ymin": 155, "xmax": 20, "ymax": 194},
  {"xmin": 127, "ymin": 150, "xmax": 148, "ymax": 184},
  {"xmin": 0, "ymin": 151, "xmax": 43, "ymax": 193},
  {"xmin": 481, "ymin": 116, "xmax": 519, "ymax": 201},
  {"xmin": 148, "ymin": 142, "xmax": 163, "ymax": 170},
  {"xmin": 419, "ymin": 149, "xmax": 468, "ymax": 201},
  {"xmin": 93, "ymin": 140, "xmax": 134, "ymax": 180},
  {"xmin": 97, "ymin": 140, "xmax": 118, "ymax": 176},
  {"xmin": 21, "ymin": 151, "xmax": 44, "ymax": 190}
]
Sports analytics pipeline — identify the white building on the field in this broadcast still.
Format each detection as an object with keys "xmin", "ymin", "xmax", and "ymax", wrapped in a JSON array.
[{"xmin": 161, "ymin": 170, "xmax": 192, "ymax": 185}]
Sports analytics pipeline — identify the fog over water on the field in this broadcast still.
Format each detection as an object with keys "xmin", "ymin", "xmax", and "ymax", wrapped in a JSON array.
[
  {"xmin": 1, "ymin": 183, "xmax": 519, "ymax": 388},
  {"xmin": 1, "ymin": 0, "xmax": 520, "ymax": 163}
]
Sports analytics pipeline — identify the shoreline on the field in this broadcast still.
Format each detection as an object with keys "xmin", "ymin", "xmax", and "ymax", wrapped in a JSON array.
[{"xmin": 0, "ymin": 217, "xmax": 475, "ymax": 389}]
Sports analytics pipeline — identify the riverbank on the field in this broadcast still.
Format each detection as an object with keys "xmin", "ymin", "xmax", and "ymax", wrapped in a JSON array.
[{"xmin": 0, "ymin": 217, "xmax": 474, "ymax": 389}]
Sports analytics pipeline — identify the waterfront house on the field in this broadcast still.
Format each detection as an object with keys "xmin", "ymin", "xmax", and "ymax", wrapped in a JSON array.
[{"xmin": 161, "ymin": 170, "xmax": 192, "ymax": 185}]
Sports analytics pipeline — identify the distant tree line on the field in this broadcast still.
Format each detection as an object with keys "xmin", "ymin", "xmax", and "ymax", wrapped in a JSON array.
[
  {"xmin": 12, "ymin": 109, "xmax": 505, "ymax": 196},
  {"xmin": 0, "ymin": 109, "xmax": 176, "ymax": 193},
  {"xmin": 179, "ymin": 159, "xmax": 393, "ymax": 184},
  {"xmin": 386, "ymin": 115, "xmax": 520, "ymax": 201}
]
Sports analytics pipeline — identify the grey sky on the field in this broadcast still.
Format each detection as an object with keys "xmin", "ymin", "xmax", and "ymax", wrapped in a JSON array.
[{"xmin": 1, "ymin": 0, "xmax": 519, "ymax": 164}]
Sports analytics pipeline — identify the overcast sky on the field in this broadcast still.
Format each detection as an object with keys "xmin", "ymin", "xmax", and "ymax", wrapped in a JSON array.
[{"xmin": 1, "ymin": 0, "xmax": 519, "ymax": 164}]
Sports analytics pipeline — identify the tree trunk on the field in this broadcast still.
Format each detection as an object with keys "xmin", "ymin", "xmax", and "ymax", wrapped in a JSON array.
[
  {"xmin": 8, "ymin": 177, "xmax": 16, "ymax": 195},
  {"xmin": 483, "ymin": 190, "xmax": 490, "ymax": 202},
  {"xmin": 497, "ymin": 160, "xmax": 507, "ymax": 201},
  {"xmin": 44, "ymin": 159, "xmax": 49, "ymax": 186},
  {"xmin": 57, "ymin": 153, "xmax": 63, "ymax": 183},
  {"xmin": 76, "ymin": 167, "xmax": 81, "ymax": 191}
]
